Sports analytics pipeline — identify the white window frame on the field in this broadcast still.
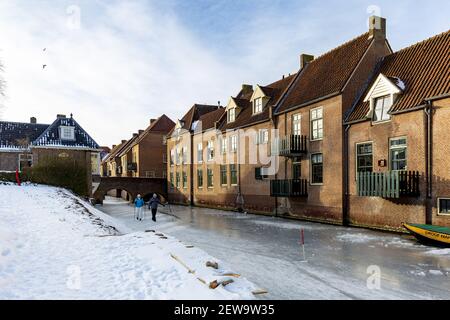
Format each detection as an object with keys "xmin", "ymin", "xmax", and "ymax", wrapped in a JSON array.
[
  {"xmin": 310, "ymin": 153, "xmax": 324, "ymax": 185},
  {"xmin": 253, "ymin": 98, "xmax": 263, "ymax": 115},
  {"xmin": 310, "ymin": 107, "xmax": 323, "ymax": 141},
  {"xmin": 182, "ymin": 146, "xmax": 188, "ymax": 164},
  {"xmin": 197, "ymin": 143, "xmax": 203, "ymax": 163},
  {"xmin": 389, "ymin": 137, "xmax": 407, "ymax": 171},
  {"xmin": 256, "ymin": 129, "xmax": 269, "ymax": 145},
  {"xmin": 372, "ymin": 95, "xmax": 392, "ymax": 123},
  {"xmin": 59, "ymin": 126, "xmax": 75, "ymax": 141},
  {"xmin": 230, "ymin": 135, "xmax": 238, "ymax": 153},
  {"xmin": 437, "ymin": 198, "xmax": 450, "ymax": 216},
  {"xmin": 292, "ymin": 113, "xmax": 302, "ymax": 136},
  {"xmin": 355, "ymin": 141, "xmax": 373, "ymax": 179},
  {"xmin": 220, "ymin": 137, "xmax": 227, "ymax": 155},
  {"xmin": 228, "ymin": 108, "xmax": 236, "ymax": 123},
  {"xmin": 207, "ymin": 140, "xmax": 214, "ymax": 161}
]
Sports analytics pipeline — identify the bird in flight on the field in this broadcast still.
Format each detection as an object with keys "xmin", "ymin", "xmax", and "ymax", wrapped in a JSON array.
[{"xmin": 42, "ymin": 64, "xmax": 47, "ymax": 70}]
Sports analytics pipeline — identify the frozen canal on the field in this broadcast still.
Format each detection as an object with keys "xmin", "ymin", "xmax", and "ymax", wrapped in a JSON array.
[{"xmin": 98, "ymin": 197, "xmax": 450, "ymax": 300}]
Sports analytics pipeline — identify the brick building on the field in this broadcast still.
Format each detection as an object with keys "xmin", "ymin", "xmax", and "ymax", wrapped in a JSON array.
[
  {"xmin": 345, "ymin": 30, "xmax": 450, "ymax": 230},
  {"xmin": 0, "ymin": 114, "xmax": 102, "ymax": 194}
]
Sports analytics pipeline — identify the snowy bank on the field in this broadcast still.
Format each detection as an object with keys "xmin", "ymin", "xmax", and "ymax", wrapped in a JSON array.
[{"xmin": 0, "ymin": 184, "xmax": 256, "ymax": 299}]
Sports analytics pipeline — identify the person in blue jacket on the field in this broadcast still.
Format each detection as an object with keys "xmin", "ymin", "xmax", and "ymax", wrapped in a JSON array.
[{"xmin": 134, "ymin": 194, "xmax": 145, "ymax": 221}]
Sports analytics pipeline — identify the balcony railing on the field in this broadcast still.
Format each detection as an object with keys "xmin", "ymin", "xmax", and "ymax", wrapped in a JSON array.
[
  {"xmin": 270, "ymin": 179, "xmax": 308, "ymax": 197},
  {"xmin": 357, "ymin": 171, "xmax": 420, "ymax": 198},
  {"xmin": 272, "ymin": 135, "xmax": 307, "ymax": 157}
]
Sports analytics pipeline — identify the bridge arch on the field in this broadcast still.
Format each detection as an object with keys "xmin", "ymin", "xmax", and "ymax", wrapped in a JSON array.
[{"xmin": 93, "ymin": 177, "xmax": 167, "ymax": 205}]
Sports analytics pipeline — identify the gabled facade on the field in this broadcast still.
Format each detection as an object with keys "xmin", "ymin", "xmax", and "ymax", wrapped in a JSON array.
[
  {"xmin": 271, "ymin": 16, "xmax": 392, "ymax": 224},
  {"xmin": 345, "ymin": 29, "xmax": 450, "ymax": 230},
  {"xmin": 0, "ymin": 114, "xmax": 102, "ymax": 195}
]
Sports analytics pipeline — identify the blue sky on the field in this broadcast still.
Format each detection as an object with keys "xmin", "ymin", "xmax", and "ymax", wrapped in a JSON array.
[{"xmin": 0, "ymin": 0, "xmax": 449, "ymax": 146}]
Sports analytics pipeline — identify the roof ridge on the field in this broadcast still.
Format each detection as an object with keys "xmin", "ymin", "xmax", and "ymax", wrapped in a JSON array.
[
  {"xmin": 310, "ymin": 32, "xmax": 370, "ymax": 63},
  {"xmin": 389, "ymin": 29, "xmax": 450, "ymax": 56}
]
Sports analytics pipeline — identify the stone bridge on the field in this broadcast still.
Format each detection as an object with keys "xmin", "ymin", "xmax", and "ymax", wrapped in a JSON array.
[{"xmin": 92, "ymin": 177, "xmax": 167, "ymax": 204}]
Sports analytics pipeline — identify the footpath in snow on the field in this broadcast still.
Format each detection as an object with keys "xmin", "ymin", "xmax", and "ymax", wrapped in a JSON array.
[{"xmin": 0, "ymin": 183, "xmax": 257, "ymax": 299}]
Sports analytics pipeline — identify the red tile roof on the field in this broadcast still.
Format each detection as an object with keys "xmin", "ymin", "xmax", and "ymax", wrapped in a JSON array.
[
  {"xmin": 276, "ymin": 33, "xmax": 374, "ymax": 113},
  {"xmin": 195, "ymin": 107, "xmax": 225, "ymax": 132},
  {"xmin": 346, "ymin": 29, "xmax": 450, "ymax": 123},
  {"xmin": 220, "ymin": 74, "xmax": 297, "ymax": 131}
]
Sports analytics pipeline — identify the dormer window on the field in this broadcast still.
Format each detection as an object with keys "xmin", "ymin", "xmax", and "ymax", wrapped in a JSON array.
[
  {"xmin": 228, "ymin": 108, "xmax": 236, "ymax": 123},
  {"xmin": 253, "ymin": 98, "xmax": 263, "ymax": 114},
  {"xmin": 373, "ymin": 95, "xmax": 392, "ymax": 122},
  {"xmin": 59, "ymin": 126, "xmax": 75, "ymax": 141}
]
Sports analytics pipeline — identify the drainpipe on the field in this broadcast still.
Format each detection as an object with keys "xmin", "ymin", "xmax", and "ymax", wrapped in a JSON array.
[
  {"xmin": 343, "ymin": 124, "xmax": 351, "ymax": 226},
  {"xmin": 271, "ymin": 107, "xmax": 278, "ymax": 217},
  {"xmin": 190, "ymin": 132, "xmax": 194, "ymax": 206},
  {"xmin": 424, "ymin": 101, "xmax": 433, "ymax": 224}
]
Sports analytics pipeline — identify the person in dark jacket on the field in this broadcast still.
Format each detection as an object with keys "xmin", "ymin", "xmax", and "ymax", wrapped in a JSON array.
[{"xmin": 148, "ymin": 194, "xmax": 165, "ymax": 222}]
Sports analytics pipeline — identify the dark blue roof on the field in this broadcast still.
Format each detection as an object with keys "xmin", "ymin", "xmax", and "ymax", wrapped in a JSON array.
[
  {"xmin": 0, "ymin": 121, "xmax": 49, "ymax": 149},
  {"xmin": 0, "ymin": 116, "xmax": 100, "ymax": 150},
  {"xmin": 33, "ymin": 117, "xmax": 100, "ymax": 150}
]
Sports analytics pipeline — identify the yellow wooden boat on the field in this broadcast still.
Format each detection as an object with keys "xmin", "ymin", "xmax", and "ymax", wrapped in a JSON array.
[{"xmin": 403, "ymin": 223, "xmax": 450, "ymax": 247}]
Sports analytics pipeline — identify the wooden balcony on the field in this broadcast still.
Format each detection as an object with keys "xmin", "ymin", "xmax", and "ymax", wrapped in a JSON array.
[
  {"xmin": 270, "ymin": 179, "xmax": 308, "ymax": 197},
  {"xmin": 357, "ymin": 171, "xmax": 420, "ymax": 198},
  {"xmin": 272, "ymin": 135, "xmax": 307, "ymax": 157}
]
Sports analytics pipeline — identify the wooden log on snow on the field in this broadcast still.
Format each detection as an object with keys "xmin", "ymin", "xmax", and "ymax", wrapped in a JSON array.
[
  {"xmin": 252, "ymin": 289, "xmax": 268, "ymax": 295},
  {"xmin": 206, "ymin": 261, "xmax": 219, "ymax": 269},
  {"xmin": 170, "ymin": 253, "xmax": 195, "ymax": 274}
]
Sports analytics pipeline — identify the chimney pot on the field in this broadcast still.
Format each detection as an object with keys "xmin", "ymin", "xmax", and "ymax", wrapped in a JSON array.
[
  {"xmin": 150, "ymin": 119, "xmax": 156, "ymax": 125},
  {"xmin": 112, "ymin": 145, "xmax": 117, "ymax": 149},
  {"xmin": 30, "ymin": 117, "xmax": 37, "ymax": 124},
  {"xmin": 133, "ymin": 133, "xmax": 138, "ymax": 138},
  {"xmin": 369, "ymin": 15, "xmax": 386, "ymax": 40},
  {"xmin": 121, "ymin": 140, "xmax": 127, "ymax": 144},
  {"xmin": 300, "ymin": 54, "xmax": 314, "ymax": 69},
  {"xmin": 139, "ymin": 130, "xmax": 144, "ymax": 135},
  {"xmin": 57, "ymin": 114, "xmax": 66, "ymax": 119}
]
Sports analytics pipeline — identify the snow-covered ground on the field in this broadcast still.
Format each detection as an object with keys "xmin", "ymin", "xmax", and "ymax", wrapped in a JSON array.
[
  {"xmin": 99, "ymin": 198, "xmax": 450, "ymax": 300},
  {"xmin": 0, "ymin": 183, "xmax": 256, "ymax": 299}
]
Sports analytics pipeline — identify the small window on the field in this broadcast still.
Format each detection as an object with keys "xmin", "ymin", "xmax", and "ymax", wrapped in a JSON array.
[
  {"xmin": 253, "ymin": 98, "xmax": 263, "ymax": 114},
  {"xmin": 230, "ymin": 164, "xmax": 238, "ymax": 185},
  {"xmin": 59, "ymin": 126, "xmax": 75, "ymax": 141},
  {"xmin": 197, "ymin": 169, "xmax": 203, "ymax": 188},
  {"xmin": 230, "ymin": 135, "xmax": 238, "ymax": 153},
  {"xmin": 169, "ymin": 172, "xmax": 174, "ymax": 189},
  {"xmin": 19, "ymin": 154, "xmax": 33, "ymax": 172},
  {"xmin": 310, "ymin": 108, "xmax": 323, "ymax": 140},
  {"xmin": 220, "ymin": 137, "xmax": 227, "ymax": 155},
  {"xmin": 390, "ymin": 138, "xmax": 407, "ymax": 171},
  {"xmin": 207, "ymin": 168, "xmax": 214, "ymax": 188},
  {"xmin": 255, "ymin": 167, "xmax": 268, "ymax": 180},
  {"xmin": 176, "ymin": 172, "xmax": 180, "ymax": 188},
  {"xmin": 438, "ymin": 198, "xmax": 450, "ymax": 215},
  {"xmin": 356, "ymin": 143, "xmax": 373, "ymax": 173},
  {"xmin": 311, "ymin": 153, "xmax": 323, "ymax": 184},
  {"xmin": 182, "ymin": 171, "xmax": 188, "ymax": 189},
  {"xmin": 373, "ymin": 95, "xmax": 391, "ymax": 122},
  {"xmin": 256, "ymin": 129, "xmax": 269, "ymax": 145},
  {"xmin": 228, "ymin": 108, "xmax": 236, "ymax": 123},
  {"xmin": 207, "ymin": 140, "xmax": 214, "ymax": 161},
  {"xmin": 170, "ymin": 149, "xmax": 175, "ymax": 166},
  {"xmin": 176, "ymin": 148, "xmax": 182, "ymax": 165},
  {"xmin": 292, "ymin": 114, "xmax": 301, "ymax": 136},
  {"xmin": 220, "ymin": 165, "xmax": 227, "ymax": 185},
  {"xmin": 197, "ymin": 143, "xmax": 203, "ymax": 163},
  {"xmin": 182, "ymin": 147, "xmax": 188, "ymax": 164}
]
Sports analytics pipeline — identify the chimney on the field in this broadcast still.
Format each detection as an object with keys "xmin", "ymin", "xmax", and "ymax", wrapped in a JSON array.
[
  {"xmin": 369, "ymin": 15, "xmax": 386, "ymax": 40},
  {"xmin": 112, "ymin": 145, "xmax": 117, "ymax": 149},
  {"xmin": 57, "ymin": 114, "xmax": 66, "ymax": 119},
  {"xmin": 241, "ymin": 84, "xmax": 253, "ymax": 95},
  {"xmin": 138, "ymin": 130, "xmax": 144, "ymax": 135},
  {"xmin": 121, "ymin": 140, "xmax": 127, "ymax": 144},
  {"xmin": 150, "ymin": 119, "xmax": 156, "ymax": 125},
  {"xmin": 300, "ymin": 54, "xmax": 314, "ymax": 69},
  {"xmin": 133, "ymin": 133, "xmax": 138, "ymax": 138},
  {"xmin": 30, "ymin": 117, "xmax": 37, "ymax": 124}
]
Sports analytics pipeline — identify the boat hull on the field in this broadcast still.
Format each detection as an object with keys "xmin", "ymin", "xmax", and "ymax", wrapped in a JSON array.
[{"xmin": 403, "ymin": 223, "xmax": 450, "ymax": 247}]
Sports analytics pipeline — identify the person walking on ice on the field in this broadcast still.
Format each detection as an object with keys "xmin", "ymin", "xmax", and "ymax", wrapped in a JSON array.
[
  {"xmin": 134, "ymin": 194, "xmax": 145, "ymax": 221},
  {"xmin": 149, "ymin": 194, "xmax": 165, "ymax": 222}
]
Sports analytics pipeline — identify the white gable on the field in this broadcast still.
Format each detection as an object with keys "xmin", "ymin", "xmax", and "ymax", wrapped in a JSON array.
[
  {"xmin": 225, "ymin": 97, "xmax": 239, "ymax": 111},
  {"xmin": 364, "ymin": 74, "xmax": 403, "ymax": 102},
  {"xmin": 250, "ymin": 85, "xmax": 267, "ymax": 101}
]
